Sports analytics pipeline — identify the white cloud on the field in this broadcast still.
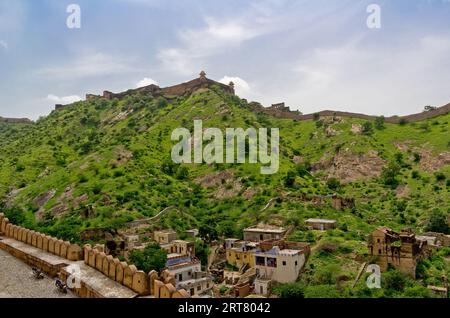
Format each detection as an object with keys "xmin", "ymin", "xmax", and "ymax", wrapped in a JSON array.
[
  {"xmin": 219, "ymin": 76, "xmax": 251, "ymax": 96},
  {"xmin": 0, "ymin": 40, "xmax": 7, "ymax": 49},
  {"xmin": 158, "ymin": 5, "xmax": 287, "ymax": 75},
  {"xmin": 36, "ymin": 52, "xmax": 136, "ymax": 79},
  {"xmin": 283, "ymin": 34, "xmax": 450, "ymax": 116},
  {"xmin": 47, "ymin": 94, "xmax": 82, "ymax": 104},
  {"xmin": 136, "ymin": 77, "xmax": 159, "ymax": 88}
]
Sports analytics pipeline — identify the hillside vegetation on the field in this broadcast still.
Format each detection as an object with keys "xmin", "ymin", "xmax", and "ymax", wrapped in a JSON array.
[{"xmin": 1, "ymin": 84, "xmax": 449, "ymax": 297}]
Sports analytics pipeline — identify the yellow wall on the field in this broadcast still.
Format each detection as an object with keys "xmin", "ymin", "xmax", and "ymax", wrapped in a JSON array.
[{"xmin": 226, "ymin": 249, "xmax": 255, "ymax": 268}]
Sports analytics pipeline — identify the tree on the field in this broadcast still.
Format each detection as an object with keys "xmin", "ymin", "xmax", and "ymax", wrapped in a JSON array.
[
  {"xmin": 129, "ymin": 243, "xmax": 168, "ymax": 273},
  {"xmin": 426, "ymin": 208, "xmax": 449, "ymax": 234},
  {"xmin": 194, "ymin": 239, "xmax": 209, "ymax": 268},
  {"xmin": 199, "ymin": 223, "xmax": 218, "ymax": 242},
  {"xmin": 383, "ymin": 269, "xmax": 408, "ymax": 293},
  {"xmin": 375, "ymin": 116, "xmax": 385, "ymax": 130},
  {"xmin": 381, "ymin": 161, "xmax": 401, "ymax": 188}
]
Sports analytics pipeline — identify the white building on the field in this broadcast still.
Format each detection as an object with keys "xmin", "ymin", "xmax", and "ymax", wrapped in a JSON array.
[{"xmin": 253, "ymin": 240, "xmax": 310, "ymax": 284}]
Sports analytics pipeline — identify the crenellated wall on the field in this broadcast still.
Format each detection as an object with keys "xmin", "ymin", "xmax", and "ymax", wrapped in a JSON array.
[
  {"xmin": 0, "ymin": 212, "xmax": 189, "ymax": 298},
  {"xmin": 0, "ymin": 212, "xmax": 83, "ymax": 261},
  {"xmin": 80, "ymin": 244, "xmax": 189, "ymax": 298}
]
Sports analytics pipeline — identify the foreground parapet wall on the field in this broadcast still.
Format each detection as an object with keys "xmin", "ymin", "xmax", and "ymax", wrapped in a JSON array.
[
  {"xmin": 81, "ymin": 245, "xmax": 188, "ymax": 297},
  {"xmin": 0, "ymin": 212, "xmax": 189, "ymax": 298},
  {"xmin": 0, "ymin": 212, "xmax": 83, "ymax": 262}
]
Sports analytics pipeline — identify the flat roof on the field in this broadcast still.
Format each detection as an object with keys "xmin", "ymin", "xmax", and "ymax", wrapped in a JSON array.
[
  {"xmin": 155, "ymin": 229, "xmax": 176, "ymax": 234},
  {"xmin": 255, "ymin": 248, "xmax": 302, "ymax": 256},
  {"xmin": 305, "ymin": 218, "xmax": 337, "ymax": 224},
  {"xmin": 244, "ymin": 227, "xmax": 286, "ymax": 234}
]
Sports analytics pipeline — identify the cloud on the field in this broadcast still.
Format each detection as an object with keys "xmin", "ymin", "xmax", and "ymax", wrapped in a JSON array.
[
  {"xmin": 219, "ymin": 76, "xmax": 251, "ymax": 96},
  {"xmin": 47, "ymin": 94, "xmax": 82, "ymax": 104},
  {"xmin": 284, "ymin": 34, "xmax": 450, "ymax": 116},
  {"xmin": 158, "ymin": 4, "xmax": 287, "ymax": 75},
  {"xmin": 36, "ymin": 52, "xmax": 136, "ymax": 79},
  {"xmin": 0, "ymin": 40, "xmax": 7, "ymax": 49},
  {"xmin": 136, "ymin": 77, "xmax": 159, "ymax": 88}
]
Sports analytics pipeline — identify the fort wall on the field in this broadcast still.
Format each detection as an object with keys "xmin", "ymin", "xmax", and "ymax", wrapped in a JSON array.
[
  {"xmin": 1, "ymin": 212, "xmax": 188, "ymax": 298},
  {"xmin": 250, "ymin": 102, "xmax": 450, "ymax": 124}
]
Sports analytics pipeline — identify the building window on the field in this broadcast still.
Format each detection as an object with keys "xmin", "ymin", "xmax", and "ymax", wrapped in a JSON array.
[
  {"xmin": 282, "ymin": 261, "xmax": 286, "ymax": 266},
  {"xmin": 378, "ymin": 249, "xmax": 382, "ymax": 255},
  {"xmin": 256, "ymin": 256, "xmax": 265, "ymax": 266},
  {"xmin": 295, "ymin": 261, "xmax": 298, "ymax": 266},
  {"xmin": 190, "ymin": 288, "xmax": 194, "ymax": 296},
  {"xmin": 197, "ymin": 286, "xmax": 201, "ymax": 291},
  {"xmin": 207, "ymin": 283, "xmax": 210, "ymax": 288},
  {"xmin": 267, "ymin": 257, "xmax": 277, "ymax": 268},
  {"xmin": 229, "ymin": 253, "xmax": 231, "ymax": 257},
  {"xmin": 260, "ymin": 234, "xmax": 263, "ymax": 240},
  {"xmin": 377, "ymin": 239, "xmax": 380, "ymax": 243},
  {"xmin": 179, "ymin": 274, "xmax": 183, "ymax": 281}
]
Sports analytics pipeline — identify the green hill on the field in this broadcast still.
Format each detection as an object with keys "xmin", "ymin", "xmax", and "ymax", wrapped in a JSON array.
[{"xmin": 1, "ymin": 78, "xmax": 449, "ymax": 297}]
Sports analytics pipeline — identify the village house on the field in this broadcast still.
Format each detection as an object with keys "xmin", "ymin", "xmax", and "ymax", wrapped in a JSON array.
[
  {"xmin": 253, "ymin": 239, "xmax": 310, "ymax": 284},
  {"xmin": 167, "ymin": 255, "xmax": 202, "ymax": 283},
  {"xmin": 243, "ymin": 224, "xmax": 286, "ymax": 242},
  {"xmin": 368, "ymin": 227, "xmax": 429, "ymax": 278},
  {"xmin": 161, "ymin": 240, "xmax": 195, "ymax": 257},
  {"xmin": 166, "ymin": 254, "xmax": 213, "ymax": 297},
  {"xmin": 154, "ymin": 230, "xmax": 177, "ymax": 244},
  {"xmin": 305, "ymin": 218, "xmax": 337, "ymax": 230},
  {"xmin": 177, "ymin": 272, "xmax": 214, "ymax": 297},
  {"xmin": 225, "ymin": 239, "xmax": 258, "ymax": 270}
]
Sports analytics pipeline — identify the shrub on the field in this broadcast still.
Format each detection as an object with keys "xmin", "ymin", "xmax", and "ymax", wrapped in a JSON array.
[
  {"xmin": 326, "ymin": 178, "xmax": 341, "ymax": 191},
  {"xmin": 273, "ymin": 283, "xmax": 304, "ymax": 298},
  {"xmin": 434, "ymin": 172, "xmax": 446, "ymax": 182},
  {"xmin": 383, "ymin": 269, "xmax": 408, "ymax": 292},
  {"xmin": 426, "ymin": 208, "xmax": 449, "ymax": 234},
  {"xmin": 411, "ymin": 170, "xmax": 420, "ymax": 179},
  {"xmin": 5, "ymin": 207, "xmax": 26, "ymax": 225},
  {"xmin": 381, "ymin": 162, "xmax": 401, "ymax": 188},
  {"xmin": 362, "ymin": 121, "xmax": 373, "ymax": 135}
]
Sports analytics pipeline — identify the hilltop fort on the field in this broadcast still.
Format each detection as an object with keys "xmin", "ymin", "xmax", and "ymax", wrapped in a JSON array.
[{"xmin": 53, "ymin": 71, "xmax": 450, "ymax": 125}]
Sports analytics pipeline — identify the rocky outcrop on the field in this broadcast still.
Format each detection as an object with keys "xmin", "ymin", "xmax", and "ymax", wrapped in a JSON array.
[{"xmin": 313, "ymin": 149, "xmax": 385, "ymax": 183}]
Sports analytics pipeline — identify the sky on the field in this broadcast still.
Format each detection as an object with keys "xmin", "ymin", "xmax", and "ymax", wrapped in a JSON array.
[{"xmin": 1, "ymin": 0, "xmax": 450, "ymax": 120}]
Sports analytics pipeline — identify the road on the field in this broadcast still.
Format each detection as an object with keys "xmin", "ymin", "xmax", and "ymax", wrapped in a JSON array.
[{"xmin": 0, "ymin": 248, "xmax": 76, "ymax": 298}]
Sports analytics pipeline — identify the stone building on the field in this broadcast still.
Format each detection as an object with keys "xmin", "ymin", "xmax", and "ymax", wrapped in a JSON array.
[
  {"xmin": 368, "ymin": 227, "xmax": 429, "ymax": 278},
  {"xmin": 161, "ymin": 240, "xmax": 195, "ymax": 257},
  {"xmin": 225, "ymin": 239, "xmax": 258, "ymax": 270},
  {"xmin": 243, "ymin": 224, "xmax": 286, "ymax": 242},
  {"xmin": 305, "ymin": 218, "xmax": 337, "ymax": 230},
  {"xmin": 154, "ymin": 230, "xmax": 177, "ymax": 244}
]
